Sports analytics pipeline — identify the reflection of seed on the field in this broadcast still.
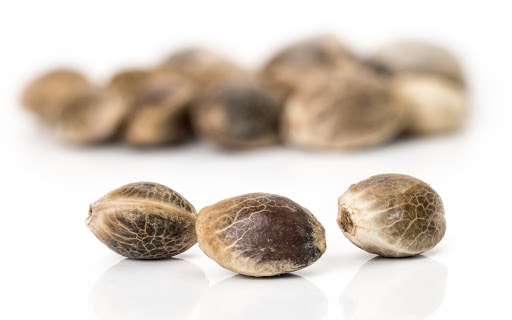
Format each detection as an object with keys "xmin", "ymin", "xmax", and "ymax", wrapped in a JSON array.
[
  {"xmin": 337, "ymin": 174, "xmax": 446, "ymax": 257},
  {"xmin": 200, "ymin": 274, "xmax": 327, "ymax": 320},
  {"xmin": 341, "ymin": 256, "xmax": 447, "ymax": 319},
  {"xmin": 87, "ymin": 182, "xmax": 197, "ymax": 259},
  {"xmin": 282, "ymin": 67, "xmax": 408, "ymax": 150},
  {"xmin": 91, "ymin": 259, "xmax": 208, "ymax": 320},
  {"xmin": 192, "ymin": 80, "xmax": 281, "ymax": 149},
  {"xmin": 196, "ymin": 193, "xmax": 326, "ymax": 277},
  {"xmin": 21, "ymin": 68, "xmax": 92, "ymax": 122}
]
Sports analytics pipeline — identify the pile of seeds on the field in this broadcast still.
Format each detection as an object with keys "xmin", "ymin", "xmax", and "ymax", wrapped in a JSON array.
[
  {"xmin": 87, "ymin": 175, "xmax": 446, "ymax": 277},
  {"xmin": 21, "ymin": 34, "xmax": 468, "ymax": 150}
]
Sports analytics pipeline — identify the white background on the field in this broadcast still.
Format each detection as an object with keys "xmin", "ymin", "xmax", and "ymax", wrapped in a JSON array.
[{"xmin": 0, "ymin": 1, "xmax": 511, "ymax": 319}]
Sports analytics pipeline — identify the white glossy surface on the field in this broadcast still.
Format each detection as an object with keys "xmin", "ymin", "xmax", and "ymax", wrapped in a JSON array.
[{"xmin": 1, "ymin": 1, "xmax": 511, "ymax": 319}]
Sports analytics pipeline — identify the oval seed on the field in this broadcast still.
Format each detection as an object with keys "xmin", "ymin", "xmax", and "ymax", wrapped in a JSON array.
[
  {"xmin": 196, "ymin": 193, "xmax": 326, "ymax": 277},
  {"xmin": 337, "ymin": 174, "xmax": 446, "ymax": 257},
  {"xmin": 87, "ymin": 182, "xmax": 197, "ymax": 259}
]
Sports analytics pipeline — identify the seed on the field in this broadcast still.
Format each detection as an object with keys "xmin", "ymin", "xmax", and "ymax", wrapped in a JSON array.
[
  {"xmin": 367, "ymin": 40, "xmax": 465, "ymax": 84},
  {"xmin": 160, "ymin": 48, "xmax": 247, "ymax": 92},
  {"xmin": 106, "ymin": 68, "xmax": 196, "ymax": 146},
  {"xmin": 121, "ymin": 71, "xmax": 195, "ymax": 146},
  {"xmin": 367, "ymin": 40, "xmax": 468, "ymax": 135},
  {"xmin": 261, "ymin": 34, "xmax": 354, "ymax": 102},
  {"xmin": 106, "ymin": 68, "xmax": 152, "ymax": 108},
  {"xmin": 86, "ymin": 182, "xmax": 197, "ymax": 259},
  {"xmin": 393, "ymin": 74, "xmax": 468, "ymax": 134},
  {"xmin": 20, "ymin": 68, "xmax": 92, "ymax": 122},
  {"xmin": 191, "ymin": 79, "xmax": 281, "ymax": 149},
  {"xmin": 196, "ymin": 193, "xmax": 326, "ymax": 277},
  {"xmin": 337, "ymin": 174, "xmax": 446, "ymax": 257},
  {"xmin": 50, "ymin": 88, "xmax": 128, "ymax": 144},
  {"xmin": 281, "ymin": 66, "xmax": 408, "ymax": 150}
]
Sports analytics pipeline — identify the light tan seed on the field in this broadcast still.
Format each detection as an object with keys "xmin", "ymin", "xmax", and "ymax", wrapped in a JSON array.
[
  {"xmin": 368, "ymin": 40, "xmax": 465, "ymax": 84},
  {"xmin": 21, "ymin": 68, "xmax": 92, "ymax": 122},
  {"xmin": 281, "ymin": 66, "xmax": 408, "ymax": 150},
  {"xmin": 52, "ymin": 88, "xmax": 129, "ymax": 144},
  {"xmin": 337, "ymin": 174, "xmax": 446, "ymax": 257},
  {"xmin": 393, "ymin": 74, "xmax": 468, "ymax": 134},
  {"xmin": 159, "ymin": 48, "xmax": 248, "ymax": 93}
]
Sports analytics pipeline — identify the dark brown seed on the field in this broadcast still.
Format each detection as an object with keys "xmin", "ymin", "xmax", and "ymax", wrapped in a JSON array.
[
  {"xmin": 191, "ymin": 79, "xmax": 282, "ymax": 149},
  {"xmin": 196, "ymin": 193, "xmax": 326, "ymax": 277},
  {"xmin": 337, "ymin": 174, "xmax": 446, "ymax": 257},
  {"xmin": 87, "ymin": 182, "xmax": 197, "ymax": 259}
]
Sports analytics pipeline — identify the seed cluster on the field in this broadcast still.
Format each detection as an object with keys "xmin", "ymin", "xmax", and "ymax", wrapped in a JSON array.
[
  {"xmin": 87, "ymin": 175, "xmax": 445, "ymax": 277},
  {"xmin": 22, "ymin": 35, "xmax": 468, "ymax": 150}
]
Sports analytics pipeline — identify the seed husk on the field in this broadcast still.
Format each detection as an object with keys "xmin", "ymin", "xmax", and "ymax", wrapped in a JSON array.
[
  {"xmin": 196, "ymin": 193, "xmax": 326, "ymax": 277},
  {"xmin": 87, "ymin": 182, "xmax": 197, "ymax": 259},
  {"xmin": 21, "ymin": 68, "xmax": 92, "ymax": 122},
  {"xmin": 281, "ymin": 66, "xmax": 408, "ymax": 150},
  {"xmin": 261, "ymin": 34, "xmax": 355, "ymax": 102},
  {"xmin": 106, "ymin": 68, "xmax": 152, "ymax": 109},
  {"xmin": 191, "ymin": 79, "xmax": 282, "ymax": 149},
  {"xmin": 392, "ymin": 74, "xmax": 468, "ymax": 134},
  {"xmin": 337, "ymin": 174, "xmax": 446, "ymax": 257},
  {"xmin": 121, "ymin": 71, "xmax": 195, "ymax": 146},
  {"xmin": 367, "ymin": 40, "xmax": 465, "ymax": 84},
  {"xmin": 53, "ymin": 88, "xmax": 129, "ymax": 144},
  {"xmin": 160, "ymin": 48, "xmax": 248, "ymax": 93},
  {"xmin": 367, "ymin": 40, "xmax": 468, "ymax": 135}
]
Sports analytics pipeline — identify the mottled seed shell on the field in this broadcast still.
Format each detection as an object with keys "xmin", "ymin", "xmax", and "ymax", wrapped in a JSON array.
[
  {"xmin": 122, "ymin": 72, "xmax": 195, "ymax": 146},
  {"xmin": 52, "ymin": 88, "xmax": 129, "ymax": 144},
  {"xmin": 191, "ymin": 80, "xmax": 281, "ymax": 149},
  {"xmin": 282, "ymin": 67, "xmax": 408, "ymax": 150},
  {"xmin": 106, "ymin": 68, "xmax": 152, "ymax": 108},
  {"xmin": 368, "ymin": 40, "xmax": 465, "ymax": 84},
  {"xmin": 393, "ymin": 74, "xmax": 468, "ymax": 134},
  {"xmin": 337, "ymin": 174, "xmax": 446, "ymax": 257},
  {"xmin": 87, "ymin": 182, "xmax": 197, "ymax": 259},
  {"xmin": 261, "ymin": 34, "xmax": 354, "ymax": 101},
  {"xmin": 21, "ymin": 68, "xmax": 92, "ymax": 122},
  {"xmin": 196, "ymin": 193, "xmax": 326, "ymax": 277},
  {"xmin": 160, "ymin": 48, "xmax": 247, "ymax": 92}
]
